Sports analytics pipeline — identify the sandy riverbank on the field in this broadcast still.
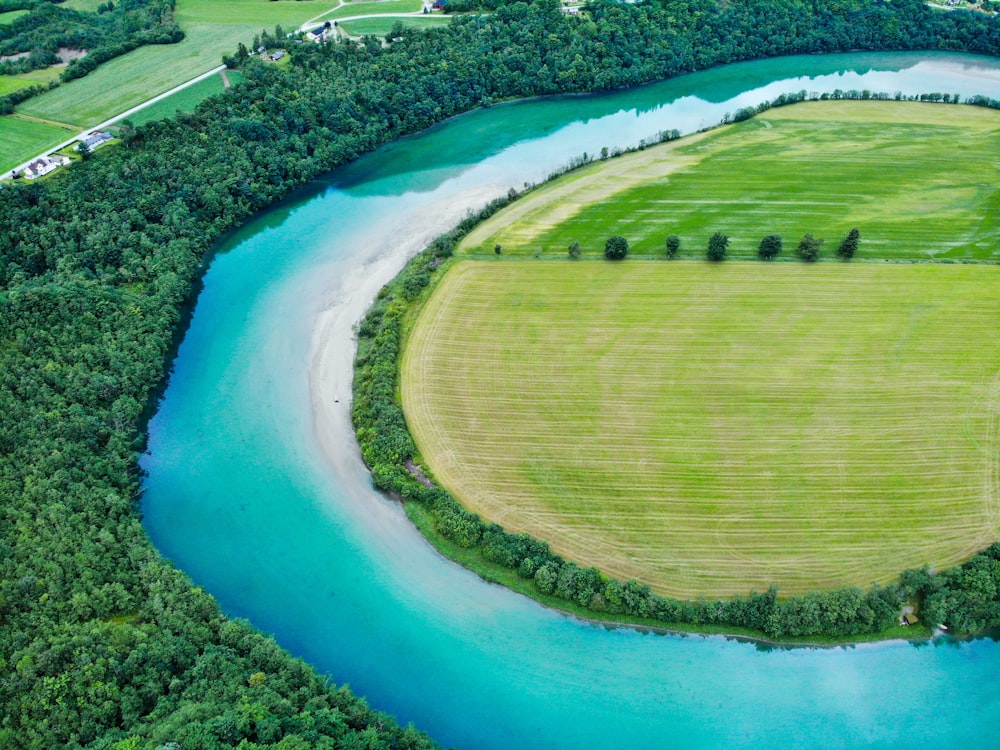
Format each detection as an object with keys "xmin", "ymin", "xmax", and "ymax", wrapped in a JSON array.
[{"xmin": 309, "ymin": 184, "xmax": 505, "ymax": 488}]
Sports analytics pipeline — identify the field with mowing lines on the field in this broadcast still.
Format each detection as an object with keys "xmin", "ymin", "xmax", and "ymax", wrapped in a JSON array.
[
  {"xmin": 403, "ymin": 261, "xmax": 1000, "ymax": 597},
  {"xmin": 0, "ymin": 116, "xmax": 75, "ymax": 173},
  {"xmin": 329, "ymin": 0, "xmax": 424, "ymax": 20},
  {"xmin": 339, "ymin": 15, "xmax": 450, "ymax": 35},
  {"xmin": 461, "ymin": 101, "xmax": 1000, "ymax": 262},
  {"xmin": 15, "ymin": 0, "xmax": 336, "ymax": 127},
  {"xmin": 127, "ymin": 70, "xmax": 241, "ymax": 126}
]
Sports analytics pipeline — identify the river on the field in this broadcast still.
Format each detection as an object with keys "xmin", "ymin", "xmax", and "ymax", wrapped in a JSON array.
[{"xmin": 141, "ymin": 51, "xmax": 1000, "ymax": 749}]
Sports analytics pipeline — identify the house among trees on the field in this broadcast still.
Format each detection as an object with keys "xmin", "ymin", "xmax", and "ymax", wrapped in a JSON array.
[
  {"xmin": 308, "ymin": 22, "xmax": 333, "ymax": 42},
  {"xmin": 22, "ymin": 155, "xmax": 70, "ymax": 180},
  {"xmin": 269, "ymin": 50, "xmax": 286, "ymax": 61},
  {"xmin": 78, "ymin": 131, "xmax": 113, "ymax": 151}
]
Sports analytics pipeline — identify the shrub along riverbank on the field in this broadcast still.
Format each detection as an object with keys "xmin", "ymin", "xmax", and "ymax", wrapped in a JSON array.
[
  {"xmin": 4, "ymin": 0, "xmax": 1000, "ymax": 745},
  {"xmin": 352, "ymin": 106, "xmax": 1000, "ymax": 641}
]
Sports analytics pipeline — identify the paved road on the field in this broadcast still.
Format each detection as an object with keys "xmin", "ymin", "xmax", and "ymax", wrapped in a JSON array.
[{"xmin": 4, "ymin": 65, "xmax": 226, "ymax": 180}]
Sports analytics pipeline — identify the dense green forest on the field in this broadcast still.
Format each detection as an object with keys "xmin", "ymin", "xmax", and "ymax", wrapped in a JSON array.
[
  {"xmin": 0, "ymin": 0, "xmax": 181, "ymax": 112},
  {"xmin": 3, "ymin": 0, "xmax": 1000, "ymax": 745}
]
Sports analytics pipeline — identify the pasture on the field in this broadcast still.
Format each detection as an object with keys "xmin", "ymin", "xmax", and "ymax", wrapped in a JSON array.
[
  {"xmin": 127, "ymin": 70, "xmax": 241, "ymax": 126},
  {"xmin": 328, "ymin": 0, "xmax": 424, "ymax": 20},
  {"xmin": 461, "ymin": 101, "xmax": 1000, "ymax": 262},
  {"xmin": 0, "ymin": 76, "xmax": 33, "ymax": 96},
  {"xmin": 402, "ymin": 261, "xmax": 1000, "ymax": 597},
  {"xmin": 0, "ymin": 8, "xmax": 28, "ymax": 25},
  {"xmin": 0, "ymin": 116, "xmax": 75, "ymax": 173},
  {"xmin": 339, "ymin": 15, "xmax": 450, "ymax": 35}
]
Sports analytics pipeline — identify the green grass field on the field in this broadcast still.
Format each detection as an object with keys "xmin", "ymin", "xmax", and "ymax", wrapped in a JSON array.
[
  {"xmin": 329, "ymin": 0, "xmax": 423, "ymax": 19},
  {"xmin": 403, "ymin": 261, "xmax": 1000, "ymax": 598},
  {"xmin": 15, "ymin": 0, "xmax": 337, "ymax": 127},
  {"xmin": 0, "ymin": 116, "xmax": 75, "ymax": 173},
  {"xmin": 61, "ymin": 0, "xmax": 108, "ymax": 11},
  {"xmin": 0, "ymin": 76, "xmax": 33, "ymax": 96},
  {"xmin": 126, "ymin": 69, "xmax": 241, "ymax": 126},
  {"xmin": 0, "ymin": 8, "xmax": 28, "ymax": 25},
  {"xmin": 339, "ymin": 15, "xmax": 450, "ymax": 35},
  {"xmin": 462, "ymin": 101, "xmax": 1000, "ymax": 262}
]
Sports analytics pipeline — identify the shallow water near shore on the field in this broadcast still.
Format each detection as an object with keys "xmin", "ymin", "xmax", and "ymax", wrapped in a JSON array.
[{"xmin": 142, "ymin": 51, "xmax": 1000, "ymax": 749}]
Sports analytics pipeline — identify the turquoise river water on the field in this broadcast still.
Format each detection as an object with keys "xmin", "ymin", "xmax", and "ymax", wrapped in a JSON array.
[{"xmin": 142, "ymin": 52, "xmax": 1000, "ymax": 749}]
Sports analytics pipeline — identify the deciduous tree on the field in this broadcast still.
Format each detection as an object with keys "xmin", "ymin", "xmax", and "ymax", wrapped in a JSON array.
[
  {"xmin": 707, "ymin": 231, "xmax": 729, "ymax": 261},
  {"xmin": 666, "ymin": 234, "xmax": 680, "ymax": 259},
  {"xmin": 604, "ymin": 235, "xmax": 628, "ymax": 260},
  {"xmin": 796, "ymin": 233, "xmax": 823, "ymax": 262},
  {"xmin": 758, "ymin": 234, "xmax": 782, "ymax": 260}
]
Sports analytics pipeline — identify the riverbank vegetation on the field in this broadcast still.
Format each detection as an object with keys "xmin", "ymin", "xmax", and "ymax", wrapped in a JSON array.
[{"xmin": 4, "ymin": 0, "xmax": 1000, "ymax": 744}]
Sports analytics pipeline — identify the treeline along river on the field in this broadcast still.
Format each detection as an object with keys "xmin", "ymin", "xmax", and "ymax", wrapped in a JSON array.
[{"xmin": 141, "ymin": 52, "xmax": 1000, "ymax": 749}]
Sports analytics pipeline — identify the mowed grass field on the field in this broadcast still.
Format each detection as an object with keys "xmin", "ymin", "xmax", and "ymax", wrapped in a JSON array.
[
  {"xmin": 402, "ymin": 261, "xmax": 1000, "ymax": 597},
  {"xmin": 339, "ymin": 15, "xmax": 450, "ymax": 35},
  {"xmin": 0, "ymin": 116, "xmax": 76, "ymax": 173},
  {"xmin": 0, "ymin": 9, "xmax": 28, "ymax": 25},
  {"xmin": 127, "ymin": 69, "xmax": 241, "ymax": 126},
  {"xmin": 461, "ymin": 101, "xmax": 1000, "ymax": 261}
]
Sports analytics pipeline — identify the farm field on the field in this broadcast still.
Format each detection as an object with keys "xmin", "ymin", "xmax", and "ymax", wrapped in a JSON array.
[
  {"xmin": 461, "ymin": 101, "xmax": 1000, "ymax": 262},
  {"xmin": 127, "ymin": 70, "xmax": 241, "ymax": 126},
  {"xmin": 15, "ymin": 0, "xmax": 336, "ymax": 127},
  {"xmin": 0, "ymin": 8, "xmax": 28, "ymax": 24},
  {"xmin": 0, "ymin": 116, "xmax": 75, "ymax": 173},
  {"xmin": 0, "ymin": 76, "xmax": 33, "ymax": 96},
  {"xmin": 339, "ymin": 15, "xmax": 450, "ymax": 35},
  {"xmin": 328, "ymin": 0, "xmax": 424, "ymax": 20},
  {"xmin": 402, "ymin": 261, "xmax": 1000, "ymax": 598},
  {"xmin": 61, "ymin": 0, "xmax": 109, "ymax": 11}
]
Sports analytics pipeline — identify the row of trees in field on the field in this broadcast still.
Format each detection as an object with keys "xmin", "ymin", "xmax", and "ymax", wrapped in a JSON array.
[
  {"xmin": 5, "ymin": 0, "xmax": 1000, "ymax": 743},
  {"xmin": 704, "ymin": 228, "xmax": 860, "ymax": 261},
  {"xmin": 586, "ymin": 228, "xmax": 860, "ymax": 261}
]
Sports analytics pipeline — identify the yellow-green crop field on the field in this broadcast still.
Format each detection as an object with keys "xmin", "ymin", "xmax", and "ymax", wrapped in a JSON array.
[
  {"xmin": 461, "ymin": 101, "xmax": 1000, "ymax": 262},
  {"xmin": 405, "ymin": 102, "xmax": 1000, "ymax": 598},
  {"xmin": 403, "ymin": 262, "xmax": 1000, "ymax": 598}
]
